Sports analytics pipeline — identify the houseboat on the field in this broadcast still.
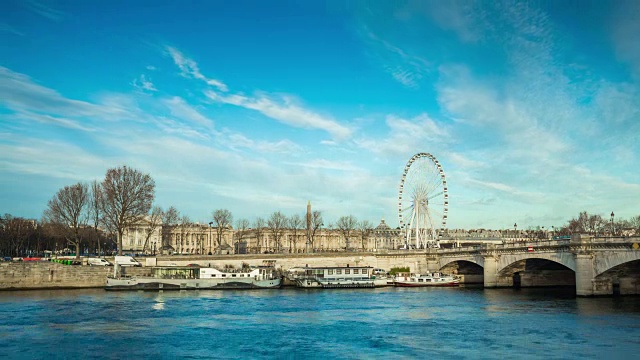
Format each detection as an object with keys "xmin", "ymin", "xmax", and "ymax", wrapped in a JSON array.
[
  {"xmin": 106, "ymin": 262, "xmax": 282, "ymax": 291},
  {"xmin": 288, "ymin": 265, "xmax": 388, "ymax": 288},
  {"xmin": 393, "ymin": 272, "xmax": 459, "ymax": 287}
]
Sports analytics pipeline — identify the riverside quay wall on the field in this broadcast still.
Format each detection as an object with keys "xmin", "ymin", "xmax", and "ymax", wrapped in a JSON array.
[
  {"xmin": 0, "ymin": 262, "xmax": 150, "ymax": 290},
  {"xmin": 0, "ymin": 252, "xmax": 424, "ymax": 290},
  {"xmin": 2, "ymin": 235, "xmax": 639, "ymax": 296}
]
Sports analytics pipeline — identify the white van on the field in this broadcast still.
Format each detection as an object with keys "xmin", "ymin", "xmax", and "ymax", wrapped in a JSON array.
[
  {"xmin": 88, "ymin": 258, "xmax": 112, "ymax": 266},
  {"xmin": 114, "ymin": 256, "xmax": 142, "ymax": 267}
]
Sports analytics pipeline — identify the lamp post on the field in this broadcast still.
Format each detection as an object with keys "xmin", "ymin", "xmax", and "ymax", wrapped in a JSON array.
[
  {"xmin": 610, "ymin": 212, "xmax": 615, "ymax": 236},
  {"xmin": 152, "ymin": 241, "xmax": 156, "ymax": 256},
  {"xmin": 514, "ymin": 223, "xmax": 517, "ymax": 241},
  {"xmin": 552, "ymin": 226, "xmax": 555, "ymax": 239},
  {"xmin": 208, "ymin": 221, "xmax": 213, "ymax": 255}
]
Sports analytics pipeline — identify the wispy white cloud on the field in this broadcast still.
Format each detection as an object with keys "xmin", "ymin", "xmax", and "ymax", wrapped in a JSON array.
[
  {"xmin": 355, "ymin": 113, "xmax": 449, "ymax": 157},
  {"xmin": 25, "ymin": 0, "xmax": 65, "ymax": 21},
  {"xmin": 0, "ymin": 66, "xmax": 133, "ymax": 120},
  {"xmin": 132, "ymin": 74, "xmax": 157, "ymax": 92},
  {"xmin": 205, "ymin": 90, "xmax": 352, "ymax": 140},
  {"xmin": 12, "ymin": 112, "xmax": 95, "ymax": 132},
  {"xmin": 286, "ymin": 159, "xmax": 360, "ymax": 172},
  {"xmin": 222, "ymin": 130, "xmax": 302, "ymax": 154},
  {"xmin": 166, "ymin": 47, "xmax": 228, "ymax": 91},
  {"xmin": 163, "ymin": 96, "xmax": 212, "ymax": 129},
  {"xmin": 360, "ymin": 28, "xmax": 430, "ymax": 88},
  {"xmin": 0, "ymin": 23, "xmax": 25, "ymax": 36}
]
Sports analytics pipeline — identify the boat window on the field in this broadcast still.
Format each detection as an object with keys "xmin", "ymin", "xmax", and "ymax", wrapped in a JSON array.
[
  {"xmin": 345, "ymin": 269, "xmax": 350, "ymax": 274},
  {"xmin": 232, "ymin": 274, "xmax": 237, "ymax": 277},
  {"xmin": 353, "ymin": 269, "xmax": 359, "ymax": 274},
  {"xmin": 222, "ymin": 274, "xmax": 226, "ymax": 277},
  {"xmin": 418, "ymin": 279, "xmax": 423, "ymax": 282}
]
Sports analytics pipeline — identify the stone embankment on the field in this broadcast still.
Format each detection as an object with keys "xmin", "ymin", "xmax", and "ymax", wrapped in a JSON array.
[
  {"xmin": 0, "ymin": 261, "xmax": 150, "ymax": 290},
  {"xmin": 0, "ymin": 252, "xmax": 415, "ymax": 290}
]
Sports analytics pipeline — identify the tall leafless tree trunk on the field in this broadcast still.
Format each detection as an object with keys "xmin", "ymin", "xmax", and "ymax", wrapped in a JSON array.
[
  {"xmin": 234, "ymin": 218, "xmax": 249, "ymax": 254},
  {"xmin": 308, "ymin": 211, "xmax": 323, "ymax": 253},
  {"xmin": 142, "ymin": 206, "xmax": 164, "ymax": 254},
  {"xmin": 213, "ymin": 209, "xmax": 233, "ymax": 254},
  {"xmin": 89, "ymin": 180, "xmax": 103, "ymax": 257},
  {"xmin": 161, "ymin": 206, "xmax": 180, "ymax": 253},
  {"xmin": 267, "ymin": 211, "xmax": 287, "ymax": 253},
  {"xmin": 358, "ymin": 220, "xmax": 374, "ymax": 251},
  {"xmin": 337, "ymin": 215, "xmax": 358, "ymax": 251},
  {"xmin": 100, "ymin": 166, "xmax": 155, "ymax": 256},
  {"xmin": 44, "ymin": 182, "xmax": 90, "ymax": 259},
  {"xmin": 253, "ymin": 217, "xmax": 265, "ymax": 253},
  {"xmin": 288, "ymin": 214, "xmax": 303, "ymax": 253}
]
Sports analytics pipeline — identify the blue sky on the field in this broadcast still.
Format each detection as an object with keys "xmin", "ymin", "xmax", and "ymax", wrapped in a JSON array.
[{"xmin": 1, "ymin": 0, "xmax": 639, "ymax": 230}]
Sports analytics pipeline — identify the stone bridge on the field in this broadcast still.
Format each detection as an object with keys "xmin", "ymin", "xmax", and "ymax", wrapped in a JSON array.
[{"xmin": 425, "ymin": 234, "xmax": 640, "ymax": 296}]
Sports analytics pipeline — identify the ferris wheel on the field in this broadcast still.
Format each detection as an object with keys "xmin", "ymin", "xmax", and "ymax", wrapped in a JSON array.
[{"xmin": 398, "ymin": 153, "xmax": 448, "ymax": 249}]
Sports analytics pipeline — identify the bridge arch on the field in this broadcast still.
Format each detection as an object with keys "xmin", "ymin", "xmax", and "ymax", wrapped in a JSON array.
[
  {"xmin": 594, "ymin": 251, "xmax": 640, "ymax": 276},
  {"xmin": 497, "ymin": 252, "xmax": 576, "ymax": 274},
  {"xmin": 439, "ymin": 255, "xmax": 484, "ymax": 270}
]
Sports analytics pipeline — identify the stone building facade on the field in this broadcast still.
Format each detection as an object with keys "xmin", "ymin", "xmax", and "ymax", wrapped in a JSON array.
[{"xmin": 121, "ymin": 222, "xmax": 234, "ymax": 255}]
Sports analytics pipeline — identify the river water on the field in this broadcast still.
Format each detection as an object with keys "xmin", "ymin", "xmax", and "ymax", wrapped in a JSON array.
[{"xmin": 1, "ymin": 287, "xmax": 639, "ymax": 359}]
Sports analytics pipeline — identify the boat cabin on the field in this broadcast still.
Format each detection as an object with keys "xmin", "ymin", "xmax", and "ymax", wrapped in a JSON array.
[{"xmin": 291, "ymin": 265, "xmax": 373, "ymax": 281}]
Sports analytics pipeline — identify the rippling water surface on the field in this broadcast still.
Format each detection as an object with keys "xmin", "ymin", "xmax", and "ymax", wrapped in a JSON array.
[{"xmin": 1, "ymin": 287, "xmax": 639, "ymax": 359}]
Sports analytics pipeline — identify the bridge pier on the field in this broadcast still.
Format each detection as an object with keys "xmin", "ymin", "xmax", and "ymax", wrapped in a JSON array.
[
  {"xmin": 574, "ymin": 254, "xmax": 595, "ymax": 296},
  {"xmin": 483, "ymin": 255, "xmax": 498, "ymax": 288}
]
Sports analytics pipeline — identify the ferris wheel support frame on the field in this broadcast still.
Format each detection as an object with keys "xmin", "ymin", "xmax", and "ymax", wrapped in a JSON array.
[{"xmin": 398, "ymin": 152, "xmax": 449, "ymax": 249}]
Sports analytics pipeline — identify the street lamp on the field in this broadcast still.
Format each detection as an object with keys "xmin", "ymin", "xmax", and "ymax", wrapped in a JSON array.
[
  {"xmin": 610, "ymin": 212, "xmax": 615, "ymax": 236},
  {"xmin": 208, "ymin": 221, "xmax": 213, "ymax": 255},
  {"xmin": 552, "ymin": 226, "xmax": 555, "ymax": 239},
  {"xmin": 514, "ymin": 223, "xmax": 517, "ymax": 240},
  {"xmin": 152, "ymin": 241, "xmax": 156, "ymax": 256}
]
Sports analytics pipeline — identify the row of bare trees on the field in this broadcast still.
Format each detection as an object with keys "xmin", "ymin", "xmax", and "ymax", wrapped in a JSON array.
[
  {"xmin": 0, "ymin": 213, "xmax": 116, "ymax": 258},
  {"xmin": 562, "ymin": 211, "xmax": 640, "ymax": 236},
  {"xmin": 40, "ymin": 166, "xmax": 155, "ymax": 258}
]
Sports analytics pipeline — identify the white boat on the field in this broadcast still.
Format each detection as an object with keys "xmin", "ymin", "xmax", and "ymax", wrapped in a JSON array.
[
  {"xmin": 289, "ymin": 265, "xmax": 388, "ymax": 288},
  {"xmin": 393, "ymin": 272, "xmax": 459, "ymax": 287},
  {"xmin": 106, "ymin": 263, "xmax": 281, "ymax": 291}
]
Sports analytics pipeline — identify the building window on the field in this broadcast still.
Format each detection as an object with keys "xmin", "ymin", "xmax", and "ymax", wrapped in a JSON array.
[
  {"xmin": 328, "ymin": 269, "xmax": 334, "ymax": 275},
  {"xmin": 345, "ymin": 269, "xmax": 350, "ymax": 274},
  {"xmin": 353, "ymin": 269, "xmax": 359, "ymax": 274},
  {"xmin": 336, "ymin": 269, "xmax": 342, "ymax": 275}
]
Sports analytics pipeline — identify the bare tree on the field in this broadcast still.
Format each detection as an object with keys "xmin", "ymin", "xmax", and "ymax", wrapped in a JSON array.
[
  {"xmin": 253, "ymin": 217, "xmax": 265, "ymax": 253},
  {"xmin": 88, "ymin": 180, "xmax": 103, "ymax": 256},
  {"xmin": 267, "ymin": 211, "xmax": 287, "ymax": 253},
  {"xmin": 1, "ymin": 215, "xmax": 37, "ymax": 257},
  {"xmin": 142, "ymin": 206, "xmax": 164, "ymax": 254},
  {"xmin": 161, "ymin": 206, "xmax": 180, "ymax": 252},
  {"xmin": 308, "ymin": 210, "xmax": 323, "ymax": 253},
  {"xmin": 629, "ymin": 215, "xmax": 640, "ymax": 232},
  {"xmin": 288, "ymin": 214, "xmax": 303, "ymax": 253},
  {"xmin": 234, "ymin": 218, "xmax": 250, "ymax": 254},
  {"xmin": 212, "ymin": 209, "xmax": 233, "ymax": 253},
  {"xmin": 358, "ymin": 220, "xmax": 374, "ymax": 251},
  {"xmin": 336, "ymin": 215, "xmax": 358, "ymax": 251},
  {"xmin": 100, "ymin": 166, "xmax": 155, "ymax": 256},
  {"xmin": 44, "ymin": 182, "xmax": 90, "ymax": 258},
  {"xmin": 178, "ymin": 215, "xmax": 191, "ymax": 254}
]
